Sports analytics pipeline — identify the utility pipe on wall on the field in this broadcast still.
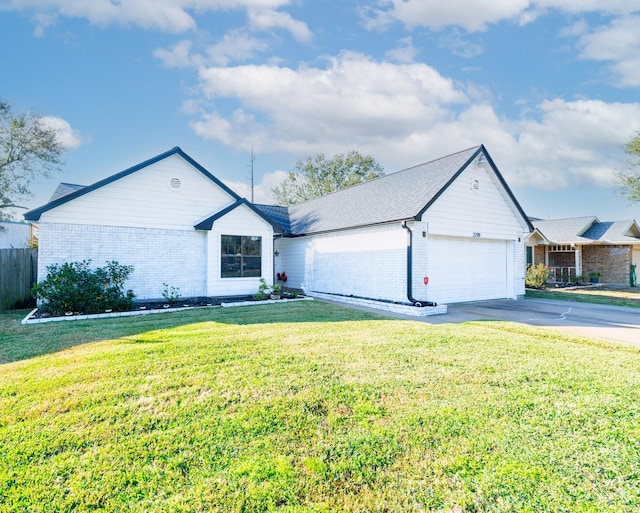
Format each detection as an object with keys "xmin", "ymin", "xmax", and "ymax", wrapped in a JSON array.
[{"xmin": 402, "ymin": 221, "xmax": 436, "ymax": 307}]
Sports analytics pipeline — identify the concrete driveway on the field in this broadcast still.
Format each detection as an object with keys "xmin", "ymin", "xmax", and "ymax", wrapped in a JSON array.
[{"xmin": 429, "ymin": 298, "xmax": 640, "ymax": 346}]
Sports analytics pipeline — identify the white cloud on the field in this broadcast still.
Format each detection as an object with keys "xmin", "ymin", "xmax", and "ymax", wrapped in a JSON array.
[
  {"xmin": 559, "ymin": 19, "xmax": 589, "ymax": 38},
  {"xmin": 185, "ymin": 53, "xmax": 640, "ymax": 192},
  {"xmin": 154, "ymin": 40, "xmax": 202, "ymax": 68},
  {"xmin": 154, "ymin": 33, "xmax": 270, "ymax": 68},
  {"xmin": 223, "ymin": 169, "xmax": 289, "ymax": 203},
  {"xmin": 248, "ymin": 8, "xmax": 312, "ymax": 42},
  {"xmin": 4, "ymin": 0, "xmax": 299, "ymax": 33},
  {"xmin": 40, "ymin": 116, "xmax": 86, "ymax": 149},
  {"xmin": 31, "ymin": 11, "xmax": 56, "ymax": 37},
  {"xmin": 366, "ymin": 0, "xmax": 639, "ymax": 32},
  {"xmin": 438, "ymin": 30, "xmax": 485, "ymax": 58},
  {"xmin": 574, "ymin": 15, "xmax": 640, "ymax": 87},
  {"xmin": 533, "ymin": 0, "xmax": 638, "ymax": 15},
  {"xmin": 385, "ymin": 37, "xmax": 418, "ymax": 63},
  {"xmin": 501, "ymin": 99, "xmax": 640, "ymax": 189},
  {"xmin": 206, "ymin": 31, "xmax": 271, "ymax": 66},
  {"xmin": 366, "ymin": 0, "xmax": 530, "ymax": 32},
  {"xmin": 193, "ymin": 51, "xmax": 468, "ymax": 156},
  {"xmin": 14, "ymin": 0, "xmax": 197, "ymax": 33}
]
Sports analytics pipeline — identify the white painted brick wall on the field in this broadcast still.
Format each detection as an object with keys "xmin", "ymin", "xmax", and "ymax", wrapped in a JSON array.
[
  {"xmin": 37, "ymin": 222, "xmax": 207, "ymax": 300},
  {"xmin": 515, "ymin": 232, "xmax": 527, "ymax": 296},
  {"xmin": 293, "ymin": 223, "xmax": 409, "ymax": 303}
]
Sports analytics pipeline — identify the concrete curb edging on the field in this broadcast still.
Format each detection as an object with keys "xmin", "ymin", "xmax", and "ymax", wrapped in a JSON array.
[
  {"xmin": 21, "ymin": 297, "xmax": 313, "ymax": 325},
  {"xmin": 306, "ymin": 291, "xmax": 447, "ymax": 316},
  {"xmin": 221, "ymin": 297, "xmax": 313, "ymax": 308}
]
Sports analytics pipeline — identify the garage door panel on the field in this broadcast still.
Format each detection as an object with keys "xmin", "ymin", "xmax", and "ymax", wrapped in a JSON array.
[{"xmin": 428, "ymin": 237, "xmax": 507, "ymax": 304}]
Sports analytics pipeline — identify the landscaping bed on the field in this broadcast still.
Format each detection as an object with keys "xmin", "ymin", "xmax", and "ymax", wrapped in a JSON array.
[{"xmin": 22, "ymin": 293, "xmax": 307, "ymax": 324}]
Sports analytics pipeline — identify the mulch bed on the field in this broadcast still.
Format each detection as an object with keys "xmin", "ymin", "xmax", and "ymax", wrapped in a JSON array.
[{"xmin": 29, "ymin": 295, "xmax": 257, "ymax": 320}]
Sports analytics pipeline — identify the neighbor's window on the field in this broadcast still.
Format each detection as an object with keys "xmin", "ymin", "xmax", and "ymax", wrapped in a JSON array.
[
  {"xmin": 526, "ymin": 246, "xmax": 533, "ymax": 267},
  {"xmin": 221, "ymin": 235, "xmax": 262, "ymax": 278}
]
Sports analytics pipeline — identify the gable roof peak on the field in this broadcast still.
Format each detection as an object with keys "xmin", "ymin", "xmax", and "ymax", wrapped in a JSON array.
[
  {"xmin": 24, "ymin": 146, "xmax": 240, "ymax": 221},
  {"xmin": 284, "ymin": 145, "xmax": 484, "ymax": 210},
  {"xmin": 263, "ymin": 145, "xmax": 530, "ymax": 236}
]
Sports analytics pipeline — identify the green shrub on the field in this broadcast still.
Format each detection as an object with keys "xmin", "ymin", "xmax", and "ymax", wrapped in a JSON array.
[
  {"xmin": 162, "ymin": 282, "xmax": 181, "ymax": 304},
  {"xmin": 32, "ymin": 260, "xmax": 135, "ymax": 315},
  {"xmin": 253, "ymin": 278, "xmax": 269, "ymax": 300},
  {"xmin": 525, "ymin": 263, "xmax": 551, "ymax": 289}
]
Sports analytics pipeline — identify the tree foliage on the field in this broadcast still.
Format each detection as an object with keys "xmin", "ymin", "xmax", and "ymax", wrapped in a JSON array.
[
  {"xmin": 615, "ymin": 130, "xmax": 640, "ymax": 203},
  {"xmin": 271, "ymin": 151, "xmax": 384, "ymax": 206},
  {"xmin": 0, "ymin": 99, "xmax": 65, "ymax": 220}
]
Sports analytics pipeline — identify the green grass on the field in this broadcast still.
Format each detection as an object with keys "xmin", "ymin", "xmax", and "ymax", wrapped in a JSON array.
[
  {"xmin": 2, "ymin": 302, "xmax": 640, "ymax": 512},
  {"xmin": 526, "ymin": 287, "xmax": 640, "ymax": 308}
]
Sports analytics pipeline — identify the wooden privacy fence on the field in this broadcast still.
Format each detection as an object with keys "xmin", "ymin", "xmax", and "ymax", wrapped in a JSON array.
[{"xmin": 0, "ymin": 248, "xmax": 38, "ymax": 311}]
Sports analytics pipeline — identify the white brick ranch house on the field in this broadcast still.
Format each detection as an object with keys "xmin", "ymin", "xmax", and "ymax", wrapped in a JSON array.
[{"xmin": 24, "ymin": 145, "xmax": 532, "ymax": 307}]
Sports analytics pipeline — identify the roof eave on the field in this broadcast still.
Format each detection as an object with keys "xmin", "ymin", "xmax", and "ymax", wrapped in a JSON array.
[
  {"xmin": 195, "ymin": 198, "xmax": 284, "ymax": 233},
  {"xmin": 287, "ymin": 217, "xmax": 415, "ymax": 237}
]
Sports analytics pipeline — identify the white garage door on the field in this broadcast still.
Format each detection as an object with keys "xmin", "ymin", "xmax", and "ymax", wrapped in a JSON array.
[{"xmin": 427, "ymin": 237, "xmax": 509, "ymax": 304}]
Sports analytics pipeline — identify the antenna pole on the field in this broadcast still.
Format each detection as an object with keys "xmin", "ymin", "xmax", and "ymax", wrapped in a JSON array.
[{"xmin": 249, "ymin": 146, "xmax": 256, "ymax": 203}]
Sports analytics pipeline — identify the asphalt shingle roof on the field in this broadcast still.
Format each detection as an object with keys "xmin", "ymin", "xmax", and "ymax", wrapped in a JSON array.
[
  {"xmin": 582, "ymin": 220, "xmax": 640, "ymax": 243},
  {"xmin": 49, "ymin": 183, "xmax": 86, "ymax": 202},
  {"xmin": 29, "ymin": 145, "xmax": 531, "ymax": 237},
  {"xmin": 532, "ymin": 216, "xmax": 598, "ymax": 244},
  {"xmin": 257, "ymin": 146, "xmax": 501, "ymax": 236},
  {"xmin": 252, "ymin": 204, "xmax": 291, "ymax": 234},
  {"xmin": 532, "ymin": 217, "xmax": 640, "ymax": 244}
]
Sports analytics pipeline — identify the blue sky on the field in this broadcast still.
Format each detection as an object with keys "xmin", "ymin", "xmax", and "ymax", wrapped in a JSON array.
[{"xmin": 2, "ymin": 0, "xmax": 640, "ymax": 221}]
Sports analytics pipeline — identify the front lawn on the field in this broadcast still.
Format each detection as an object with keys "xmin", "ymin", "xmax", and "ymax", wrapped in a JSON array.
[{"xmin": 1, "ymin": 302, "xmax": 639, "ymax": 512}]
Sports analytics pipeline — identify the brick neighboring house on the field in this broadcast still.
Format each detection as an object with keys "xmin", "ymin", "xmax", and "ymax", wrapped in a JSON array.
[{"xmin": 526, "ymin": 216, "xmax": 640, "ymax": 285}]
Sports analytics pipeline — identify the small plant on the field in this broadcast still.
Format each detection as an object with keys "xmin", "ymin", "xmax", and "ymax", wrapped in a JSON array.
[
  {"xmin": 276, "ymin": 271, "xmax": 288, "ymax": 283},
  {"xmin": 589, "ymin": 271, "xmax": 601, "ymax": 283},
  {"xmin": 254, "ymin": 278, "xmax": 269, "ymax": 300},
  {"xmin": 32, "ymin": 260, "xmax": 135, "ymax": 315},
  {"xmin": 525, "ymin": 263, "xmax": 551, "ymax": 289},
  {"xmin": 162, "ymin": 282, "xmax": 181, "ymax": 304},
  {"xmin": 271, "ymin": 283, "xmax": 283, "ymax": 297}
]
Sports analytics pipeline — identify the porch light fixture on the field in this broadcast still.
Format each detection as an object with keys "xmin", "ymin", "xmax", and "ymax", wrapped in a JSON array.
[
  {"xmin": 476, "ymin": 154, "xmax": 488, "ymax": 169},
  {"xmin": 274, "ymin": 250, "xmax": 279, "ymax": 257}
]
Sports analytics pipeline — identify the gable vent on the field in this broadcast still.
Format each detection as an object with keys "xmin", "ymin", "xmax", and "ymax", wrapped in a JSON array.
[
  {"xmin": 471, "ymin": 178, "xmax": 480, "ymax": 191},
  {"xmin": 169, "ymin": 177, "xmax": 182, "ymax": 191}
]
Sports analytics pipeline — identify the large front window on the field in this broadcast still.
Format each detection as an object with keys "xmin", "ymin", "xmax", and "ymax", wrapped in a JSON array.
[{"xmin": 221, "ymin": 235, "xmax": 262, "ymax": 278}]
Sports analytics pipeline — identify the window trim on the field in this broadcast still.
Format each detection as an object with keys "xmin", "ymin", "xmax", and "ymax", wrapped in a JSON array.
[{"xmin": 220, "ymin": 234, "xmax": 262, "ymax": 279}]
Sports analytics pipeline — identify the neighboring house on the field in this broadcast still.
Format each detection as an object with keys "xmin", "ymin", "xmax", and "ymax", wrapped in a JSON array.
[
  {"xmin": 260, "ymin": 145, "xmax": 532, "ymax": 305},
  {"xmin": 24, "ymin": 144, "xmax": 532, "ymax": 306},
  {"xmin": 526, "ymin": 216, "xmax": 640, "ymax": 284},
  {"xmin": 0, "ymin": 221, "xmax": 34, "ymax": 248},
  {"xmin": 24, "ymin": 147, "xmax": 283, "ymax": 300}
]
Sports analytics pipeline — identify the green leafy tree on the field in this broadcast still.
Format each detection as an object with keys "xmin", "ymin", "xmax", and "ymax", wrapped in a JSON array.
[
  {"xmin": 0, "ymin": 99, "xmax": 65, "ymax": 221},
  {"xmin": 272, "ymin": 151, "xmax": 384, "ymax": 206},
  {"xmin": 615, "ymin": 131, "xmax": 640, "ymax": 203}
]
